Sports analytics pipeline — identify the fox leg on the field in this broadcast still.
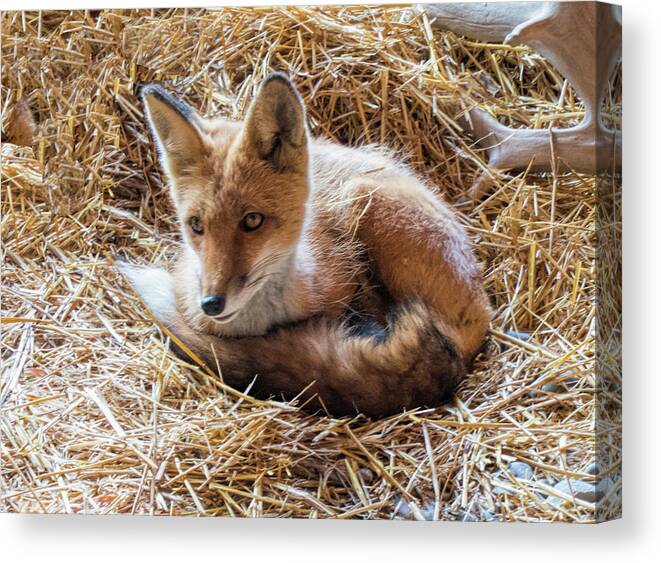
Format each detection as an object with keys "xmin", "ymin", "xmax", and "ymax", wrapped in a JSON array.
[{"xmin": 349, "ymin": 176, "xmax": 492, "ymax": 363}]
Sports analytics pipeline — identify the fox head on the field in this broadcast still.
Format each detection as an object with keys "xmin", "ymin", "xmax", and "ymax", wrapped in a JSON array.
[{"xmin": 141, "ymin": 73, "xmax": 309, "ymax": 322}]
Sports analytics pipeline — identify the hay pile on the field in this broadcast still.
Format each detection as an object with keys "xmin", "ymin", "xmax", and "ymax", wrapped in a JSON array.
[{"xmin": 1, "ymin": 7, "xmax": 621, "ymax": 521}]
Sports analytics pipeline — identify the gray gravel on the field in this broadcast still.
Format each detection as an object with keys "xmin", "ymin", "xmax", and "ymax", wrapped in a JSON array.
[
  {"xmin": 508, "ymin": 461, "xmax": 534, "ymax": 480},
  {"xmin": 548, "ymin": 478, "xmax": 611, "ymax": 506},
  {"xmin": 585, "ymin": 462, "xmax": 600, "ymax": 475},
  {"xmin": 541, "ymin": 383, "xmax": 563, "ymax": 393}
]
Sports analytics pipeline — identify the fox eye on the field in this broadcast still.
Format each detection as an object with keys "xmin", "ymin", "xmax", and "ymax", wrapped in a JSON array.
[
  {"xmin": 188, "ymin": 215, "xmax": 203, "ymax": 235},
  {"xmin": 240, "ymin": 212, "xmax": 264, "ymax": 232}
]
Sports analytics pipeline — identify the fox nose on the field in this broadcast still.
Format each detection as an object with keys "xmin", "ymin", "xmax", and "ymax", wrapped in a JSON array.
[{"xmin": 200, "ymin": 295, "xmax": 226, "ymax": 317}]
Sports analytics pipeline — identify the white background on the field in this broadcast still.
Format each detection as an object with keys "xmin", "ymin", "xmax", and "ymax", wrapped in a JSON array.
[{"xmin": 1, "ymin": 0, "xmax": 658, "ymax": 560}]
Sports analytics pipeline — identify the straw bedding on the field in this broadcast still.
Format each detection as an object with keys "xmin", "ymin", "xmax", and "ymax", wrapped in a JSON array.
[{"xmin": 1, "ymin": 6, "xmax": 621, "ymax": 521}]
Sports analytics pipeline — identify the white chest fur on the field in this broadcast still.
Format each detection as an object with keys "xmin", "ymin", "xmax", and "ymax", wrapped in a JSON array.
[{"xmin": 216, "ymin": 271, "xmax": 294, "ymax": 337}]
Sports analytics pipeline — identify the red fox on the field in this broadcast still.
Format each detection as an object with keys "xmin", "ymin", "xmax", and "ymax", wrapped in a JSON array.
[{"xmin": 119, "ymin": 73, "xmax": 491, "ymax": 418}]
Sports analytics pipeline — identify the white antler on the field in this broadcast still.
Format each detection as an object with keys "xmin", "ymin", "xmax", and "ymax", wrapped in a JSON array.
[{"xmin": 420, "ymin": 2, "xmax": 622, "ymax": 199}]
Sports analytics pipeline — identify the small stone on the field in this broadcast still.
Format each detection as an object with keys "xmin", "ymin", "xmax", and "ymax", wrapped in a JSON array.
[
  {"xmin": 508, "ymin": 461, "xmax": 533, "ymax": 480},
  {"xmin": 549, "ymin": 478, "xmax": 610, "ymax": 506},
  {"xmin": 501, "ymin": 330, "xmax": 533, "ymax": 351},
  {"xmin": 541, "ymin": 383, "xmax": 563, "ymax": 393},
  {"xmin": 585, "ymin": 462, "xmax": 600, "ymax": 476},
  {"xmin": 528, "ymin": 384, "xmax": 562, "ymax": 397},
  {"xmin": 506, "ymin": 330, "xmax": 532, "ymax": 341}
]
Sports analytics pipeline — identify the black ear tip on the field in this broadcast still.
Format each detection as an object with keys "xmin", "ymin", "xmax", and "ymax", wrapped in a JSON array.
[
  {"xmin": 134, "ymin": 81, "xmax": 162, "ymax": 99},
  {"xmin": 261, "ymin": 72, "xmax": 300, "ymax": 98},
  {"xmin": 263, "ymin": 72, "xmax": 293, "ymax": 87},
  {"xmin": 134, "ymin": 81, "xmax": 147, "ymax": 98},
  {"xmin": 139, "ymin": 83, "xmax": 167, "ymax": 103},
  {"xmin": 139, "ymin": 84, "xmax": 196, "ymax": 121}
]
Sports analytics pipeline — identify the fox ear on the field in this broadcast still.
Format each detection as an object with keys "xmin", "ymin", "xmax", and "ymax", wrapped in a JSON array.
[
  {"xmin": 244, "ymin": 73, "xmax": 307, "ymax": 172},
  {"xmin": 140, "ymin": 84, "xmax": 206, "ymax": 179}
]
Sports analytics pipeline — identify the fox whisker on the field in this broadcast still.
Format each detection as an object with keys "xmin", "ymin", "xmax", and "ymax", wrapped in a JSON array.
[
  {"xmin": 249, "ymin": 251, "xmax": 288, "ymax": 275},
  {"xmin": 245, "ymin": 271, "xmax": 275, "ymax": 290},
  {"xmin": 246, "ymin": 252, "xmax": 288, "ymax": 287}
]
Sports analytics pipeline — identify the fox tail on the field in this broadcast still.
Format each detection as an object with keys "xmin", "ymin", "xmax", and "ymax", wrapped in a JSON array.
[{"xmin": 118, "ymin": 262, "xmax": 465, "ymax": 418}]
